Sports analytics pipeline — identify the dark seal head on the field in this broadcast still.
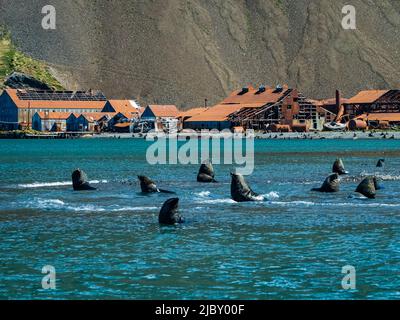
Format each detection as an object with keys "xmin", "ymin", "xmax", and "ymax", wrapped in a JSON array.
[
  {"xmin": 138, "ymin": 175, "xmax": 159, "ymax": 193},
  {"xmin": 333, "ymin": 158, "xmax": 348, "ymax": 175},
  {"xmin": 197, "ymin": 162, "xmax": 216, "ymax": 183},
  {"xmin": 376, "ymin": 159, "xmax": 385, "ymax": 168},
  {"xmin": 230, "ymin": 173, "xmax": 259, "ymax": 202},
  {"xmin": 355, "ymin": 176, "xmax": 376, "ymax": 199},
  {"xmin": 159, "ymin": 198, "xmax": 184, "ymax": 225},
  {"xmin": 71, "ymin": 169, "xmax": 97, "ymax": 191},
  {"xmin": 311, "ymin": 173, "xmax": 340, "ymax": 193}
]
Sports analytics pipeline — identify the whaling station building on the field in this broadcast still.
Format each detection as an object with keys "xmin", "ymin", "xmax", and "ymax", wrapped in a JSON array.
[
  {"xmin": 0, "ymin": 89, "xmax": 144, "ymax": 132},
  {"xmin": 182, "ymin": 87, "xmax": 400, "ymax": 132},
  {"xmin": 0, "ymin": 89, "xmax": 107, "ymax": 130},
  {"xmin": 140, "ymin": 105, "xmax": 180, "ymax": 133},
  {"xmin": 184, "ymin": 85, "xmax": 322, "ymax": 132},
  {"xmin": 1, "ymin": 86, "xmax": 400, "ymax": 134},
  {"xmin": 343, "ymin": 90, "xmax": 400, "ymax": 130}
]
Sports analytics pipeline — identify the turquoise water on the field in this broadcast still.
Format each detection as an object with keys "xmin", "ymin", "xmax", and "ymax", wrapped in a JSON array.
[{"xmin": 0, "ymin": 139, "xmax": 400, "ymax": 299}]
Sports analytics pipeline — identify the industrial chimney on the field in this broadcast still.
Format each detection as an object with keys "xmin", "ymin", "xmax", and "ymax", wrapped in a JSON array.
[
  {"xmin": 334, "ymin": 90, "xmax": 345, "ymax": 123},
  {"xmin": 335, "ymin": 90, "xmax": 341, "ymax": 111}
]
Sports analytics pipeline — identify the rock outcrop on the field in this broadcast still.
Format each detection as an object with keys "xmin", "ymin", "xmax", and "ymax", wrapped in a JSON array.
[{"xmin": 4, "ymin": 72, "xmax": 52, "ymax": 90}]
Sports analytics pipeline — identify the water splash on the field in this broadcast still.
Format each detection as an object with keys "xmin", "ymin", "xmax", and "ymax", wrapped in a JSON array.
[{"xmin": 18, "ymin": 180, "xmax": 108, "ymax": 189}]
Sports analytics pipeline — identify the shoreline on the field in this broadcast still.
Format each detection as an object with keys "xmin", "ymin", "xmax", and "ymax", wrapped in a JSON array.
[
  {"xmin": 1, "ymin": 131, "xmax": 400, "ymax": 140},
  {"xmin": 92, "ymin": 131, "xmax": 400, "ymax": 140}
]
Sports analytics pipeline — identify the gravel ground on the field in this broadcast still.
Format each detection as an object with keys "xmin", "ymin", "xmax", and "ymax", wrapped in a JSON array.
[{"xmin": 90, "ymin": 131, "xmax": 400, "ymax": 140}]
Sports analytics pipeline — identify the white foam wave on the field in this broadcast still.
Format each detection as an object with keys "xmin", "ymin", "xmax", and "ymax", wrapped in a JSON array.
[
  {"xmin": 26, "ymin": 198, "xmax": 157, "ymax": 212},
  {"xmin": 196, "ymin": 198, "xmax": 237, "ymax": 204},
  {"xmin": 194, "ymin": 191, "xmax": 278, "ymax": 204},
  {"xmin": 196, "ymin": 191, "xmax": 211, "ymax": 197},
  {"xmin": 270, "ymin": 201, "xmax": 400, "ymax": 208},
  {"xmin": 253, "ymin": 195, "xmax": 265, "ymax": 201},
  {"xmin": 66, "ymin": 205, "xmax": 158, "ymax": 212},
  {"xmin": 37, "ymin": 199, "xmax": 65, "ymax": 207},
  {"xmin": 375, "ymin": 174, "xmax": 400, "ymax": 181},
  {"xmin": 19, "ymin": 180, "xmax": 108, "ymax": 188},
  {"xmin": 262, "ymin": 192, "xmax": 280, "ymax": 200}
]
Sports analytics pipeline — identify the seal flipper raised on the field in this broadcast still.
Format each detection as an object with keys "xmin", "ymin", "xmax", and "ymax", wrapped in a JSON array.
[
  {"xmin": 71, "ymin": 169, "xmax": 97, "ymax": 191},
  {"xmin": 333, "ymin": 158, "xmax": 348, "ymax": 175},
  {"xmin": 355, "ymin": 176, "xmax": 377, "ymax": 199},
  {"xmin": 230, "ymin": 172, "xmax": 260, "ymax": 202},
  {"xmin": 197, "ymin": 161, "xmax": 217, "ymax": 183},
  {"xmin": 159, "ymin": 198, "xmax": 184, "ymax": 225},
  {"xmin": 376, "ymin": 159, "xmax": 385, "ymax": 168},
  {"xmin": 311, "ymin": 173, "xmax": 340, "ymax": 193}
]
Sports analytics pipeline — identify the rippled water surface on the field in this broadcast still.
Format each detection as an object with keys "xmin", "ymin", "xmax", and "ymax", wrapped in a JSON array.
[{"xmin": 0, "ymin": 139, "xmax": 400, "ymax": 299}]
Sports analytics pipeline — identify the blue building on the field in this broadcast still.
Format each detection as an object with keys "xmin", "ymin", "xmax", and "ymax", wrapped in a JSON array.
[{"xmin": 0, "ymin": 89, "xmax": 107, "ymax": 130}]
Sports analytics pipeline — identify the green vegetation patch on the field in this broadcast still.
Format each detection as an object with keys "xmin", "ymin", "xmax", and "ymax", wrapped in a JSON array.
[{"xmin": 0, "ymin": 26, "xmax": 64, "ymax": 90}]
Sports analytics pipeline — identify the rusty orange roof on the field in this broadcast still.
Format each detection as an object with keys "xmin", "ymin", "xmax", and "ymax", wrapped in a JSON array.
[
  {"xmin": 147, "ymin": 105, "xmax": 179, "ymax": 117},
  {"xmin": 79, "ymin": 112, "xmax": 115, "ymax": 122},
  {"xmin": 5, "ymin": 89, "xmax": 106, "ymax": 109},
  {"xmin": 178, "ymin": 107, "xmax": 209, "ymax": 118},
  {"xmin": 185, "ymin": 86, "xmax": 290, "ymax": 122},
  {"xmin": 185, "ymin": 104, "xmax": 245, "ymax": 122},
  {"xmin": 106, "ymin": 100, "xmax": 143, "ymax": 115},
  {"xmin": 220, "ymin": 85, "xmax": 290, "ymax": 105},
  {"xmin": 318, "ymin": 98, "xmax": 349, "ymax": 105},
  {"xmin": 236, "ymin": 102, "xmax": 269, "ymax": 108},
  {"xmin": 346, "ymin": 90, "xmax": 389, "ymax": 104},
  {"xmin": 354, "ymin": 113, "xmax": 400, "ymax": 122},
  {"xmin": 35, "ymin": 112, "xmax": 76, "ymax": 120}
]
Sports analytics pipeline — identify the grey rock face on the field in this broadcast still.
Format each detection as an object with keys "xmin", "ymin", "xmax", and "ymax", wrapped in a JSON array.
[{"xmin": 4, "ymin": 72, "xmax": 52, "ymax": 90}]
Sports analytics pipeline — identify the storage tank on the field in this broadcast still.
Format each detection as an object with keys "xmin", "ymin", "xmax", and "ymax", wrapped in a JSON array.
[{"xmin": 349, "ymin": 120, "xmax": 368, "ymax": 131}]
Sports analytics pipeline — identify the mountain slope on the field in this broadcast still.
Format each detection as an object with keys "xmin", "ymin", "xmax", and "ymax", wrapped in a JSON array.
[
  {"xmin": 0, "ymin": 32, "xmax": 63, "ymax": 90},
  {"xmin": 0, "ymin": 0, "xmax": 399, "ymax": 108}
]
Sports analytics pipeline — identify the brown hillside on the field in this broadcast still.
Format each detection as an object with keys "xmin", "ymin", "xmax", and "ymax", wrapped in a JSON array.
[{"xmin": 1, "ymin": 0, "xmax": 399, "ymax": 108}]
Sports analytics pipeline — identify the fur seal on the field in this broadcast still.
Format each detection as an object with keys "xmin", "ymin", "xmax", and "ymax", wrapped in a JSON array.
[
  {"xmin": 373, "ymin": 176, "xmax": 383, "ymax": 190},
  {"xmin": 230, "ymin": 173, "xmax": 260, "ymax": 202},
  {"xmin": 311, "ymin": 173, "xmax": 340, "ymax": 193},
  {"xmin": 197, "ymin": 162, "xmax": 217, "ymax": 183},
  {"xmin": 159, "ymin": 198, "xmax": 184, "ymax": 225},
  {"xmin": 71, "ymin": 169, "xmax": 97, "ymax": 191},
  {"xmin": 355, "ymin": 176, "xmax": 376, "ymax": 199},
  {"xmin": 376, "ymin": 159, "xmax": 385, "ymax": 168},
  {"xmin": 333, "ymin": 158, "xmax": 348, "ymax": 175},
  {"xmin": 138, "ymin": 175, "xmax": 174, "ymax": 194}
]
